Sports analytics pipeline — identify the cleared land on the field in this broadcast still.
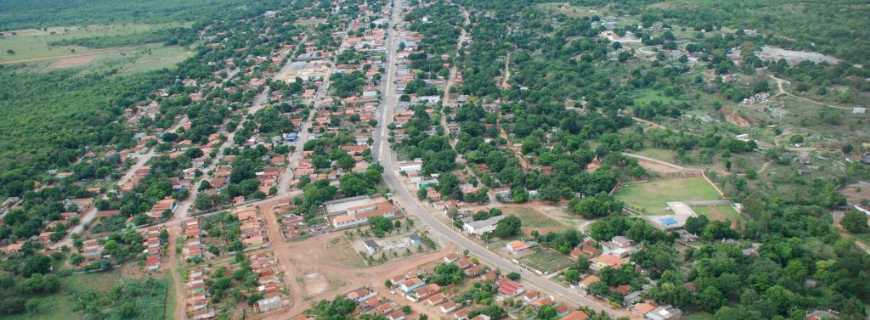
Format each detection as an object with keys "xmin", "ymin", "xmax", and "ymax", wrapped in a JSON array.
[
  {"xmin": 0, "ymin": 23, "xmax": 178, "ymax": 63},
  {"xmin": 0, "ymin": 23, "xmax": 192, "ymax": 74},
  {"xmin": 519, "ymin": 249, "xmax": 574, "ymax": 274},
  {"xmin": 635, "ymin": 148, "xmax": 678, "ymax": 164},
  {"xmin": 616, "ymin": 177, "xmax": 723, "ymax": 215},
  {"xmin": 692, "ymin": 205, "xmax": 742, "ymax": 223},
  {"xmin": 502, "ymin": 206, "xmax": 569, "ymax": 235},
  {"xmin": 535, "ymin": 3, "xmax": 604, "ymax": 18}
]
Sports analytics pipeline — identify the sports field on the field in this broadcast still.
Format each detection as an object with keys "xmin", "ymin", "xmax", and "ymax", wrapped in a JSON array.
[
  {"xmin": 615, "ymin": 177, "xmax": 722, "ymax": 215},
  {"xmin": 692, "ymin": 205, "xmax": 743, "ymax": 223}
]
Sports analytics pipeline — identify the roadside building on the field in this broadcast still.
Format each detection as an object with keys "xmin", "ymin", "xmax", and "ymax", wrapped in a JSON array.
[{"xmin": 462, "ymin": 215, "xmax": 505, "ymax": 236}]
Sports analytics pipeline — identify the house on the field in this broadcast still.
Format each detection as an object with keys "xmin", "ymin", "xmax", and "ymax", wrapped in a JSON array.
[
  {"xmin": 398, "ymin": 160, "xmax": 423, "ymax": 174},
  {"xmin": 325, "ymin": 196, "xmax": 397, "ymax": 229},
  {"xmin": 496, "ymin": 279, "xmax": 525, "ymax": 296},
  {"xmin": 411, "ymin": 283, "xmax": 441, "ymax": 301},
  {"xmin": 578, "ymin": 275, "xmax": 600, "ymax": 290},
  {"xmin": 416, "ymin": 96, "xmax": 441, "ymax": 104},
  {"xmin": 562, "ymin": 310, "xmax": 589, "ymax": 320},
  {"xmin": 591, "ymin": 254, "xmax": 623, "ymax": 271},
  {"xmin": 426, "ymin": 293, "xmax": 447, "ymax": 305},
  {"xmin": 453, "ymin": 307, "xmax": 471, "ymax": 320},
  {"xmin": 531, "ymin": 296, "xmax": 555, "ymax": 308},
  {"xmin": 644, "ymin": 305, "xmax": 682, "ymax": 320},
  {"xmin": 613, "ymin": 284, "xmax": 632, "ymax": 296},
  {"xmin": 570, "ymin": 239, "xmax": 600, "ymax": 259},
  {"xmin": 2, "ymin": 242, "xmax": 23, "ymax": 255},
  {"xmin": 347, "ymin": 287, "xmax": 377, "ymax": 303},
  {"xmin": 506, "ymin": 240, "xmax": 532, "ymax": 255},
  {"xmin": 632, "ymin": 303, "xmax": 657, "ymax": 316},
  {"xmin": 388, "ymin": 310, "xmax": 406, "ymax": 320},
  {"xmin": 602, "ymin": 236, "xmax": 635, "ymax": 257},
  {"xmin": 464, "ymin": 265, "xmax": 483, "ymax": 277},
  {"xmin": 83, "ymin": 239, "xmax": 104, "ymax": 260},
  {"xmin": 624, "ymin": 290, "xmax": 643, "ymax": 305},
  {"xmin": 148, "ymin": 197, "xmax": 177, "ymax": 219},
  {"xmin": 399, "ymin": 277, "xmax": 425, "ymax": 294},
  {"xmin": 522, "ymin": 290, "xmax": 541, "ymax": 304},
  {"xmin": 806, "ymin": 310, "xmax": 839, "ymax": 320},
  {"xmin": 462, "ymin": 215, "xmax": 505, "ymax": 236},
  {"xmin": 440, "ymin": 301, "xmax": 459, "ymax": 313},
  {"xmin": 257, "ymin": 296, "xmax": 284, "ymax": 313}
]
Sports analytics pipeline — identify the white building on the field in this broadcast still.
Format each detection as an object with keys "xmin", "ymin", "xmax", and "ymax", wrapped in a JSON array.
[{"xmin": 462, "ymin": 215, "xmax": 505, "ymax": 235}]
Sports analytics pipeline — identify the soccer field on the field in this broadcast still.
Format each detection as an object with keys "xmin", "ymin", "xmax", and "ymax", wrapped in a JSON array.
[{"xmin": 615, "ymin": 177, "xmax": 722, "ymax": 215}]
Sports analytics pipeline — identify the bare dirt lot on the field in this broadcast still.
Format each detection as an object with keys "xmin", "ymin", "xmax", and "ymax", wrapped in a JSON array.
[
  {"xmin": 48, "ymin": 53, "xmax": 97, "ymax": 69},
  {"xmin": 757, "ymin": 45, "xmax": 841, "ymax": 65},
  {"xmin": 254, "ymin": 199, "xmax": 456, "ymax": 320},
  {"xmin": 636, "ymin": 157, "xmax": 684, "ymax": 174},
  {"xmin": 841, "ymin": 182, "xmax": 870, "ymax": 205},
  {"xmin": 301, "ymin": 272, "xmax": 331, "ymax": 296}
]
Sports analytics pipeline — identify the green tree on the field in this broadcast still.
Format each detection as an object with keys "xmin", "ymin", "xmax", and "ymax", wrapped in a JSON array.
[
  {"xmin": 492, "ymin": 216, "xmax": 521, "ymax": 238},
  {"xmin": 841, "ymin": 210, "xmax": 868, "ymax": 234}
]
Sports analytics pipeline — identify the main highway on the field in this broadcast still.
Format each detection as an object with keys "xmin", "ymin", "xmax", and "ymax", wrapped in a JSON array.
[{"xmin": 373, "ymin": 0, "xmax": 630, "ymax": 318}]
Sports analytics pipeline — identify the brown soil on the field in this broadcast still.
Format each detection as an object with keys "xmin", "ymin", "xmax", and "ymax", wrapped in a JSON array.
[
  {"xmin": 721, "ymin": 107, "xmax": 751, "ymax": 128},
  {"xmin": 166, "ymin": 226, "xmax": 187, "ymax": 320},
  {"xmin": 48, "ymin": 54, "xmax": 96, "ymax": 69},
  {"xmin": 636, "ymin": 158, "xmax": 683, "ymax": 174},
  {"xmin": 840, "ymin": 182, "xmax": 870, "ymax": 204},
  {"xmin": 253, "ymin": 199, "xmax": 455, "ymax": 320}
]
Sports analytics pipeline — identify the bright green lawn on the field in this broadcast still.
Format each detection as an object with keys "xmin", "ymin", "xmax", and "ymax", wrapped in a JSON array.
[{"xmin": 616, "ymin": 177, "xmax": 722, "ymax": 215}]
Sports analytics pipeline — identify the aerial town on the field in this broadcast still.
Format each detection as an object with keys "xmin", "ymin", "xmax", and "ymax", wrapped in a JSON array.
[{"xmin": 0, "ymin": 0, "xmax": 867, "ymax": 320}]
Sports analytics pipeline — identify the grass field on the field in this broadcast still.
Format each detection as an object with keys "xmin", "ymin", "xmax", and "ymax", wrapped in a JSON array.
[
  {"xmin": 0, "ymin": 23, "xmax": 179, "ymax": 63},
  {"xmin": 520, "ymin": 249, "xmax": 574, "ymax": 274},
  {"xmin": 503, "ymin": 207, "xmax": 566, "ymax": 229},
  {"xmin": 692, "ymin": 205, "xmax": 743, "ymax": 223},
  {"xmin": 616, "ymin": 177, "xmax": 723, "ymax": 215},
  {"xmin": 0, "ymin": 23, "xmax": 192, "ymax": 75}
]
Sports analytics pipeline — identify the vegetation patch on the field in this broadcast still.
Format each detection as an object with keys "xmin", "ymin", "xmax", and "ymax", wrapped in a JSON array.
[
  {"xmin": 519, "ymin": 249, "xmax": 574, "ymax": 274},
  {"xmin": 0, "ymin": 23, "xmax": 182, "ymax": 64},
  {"xmin": 502, "ymin": 207, "xmax": 565, "ymax": 229}
]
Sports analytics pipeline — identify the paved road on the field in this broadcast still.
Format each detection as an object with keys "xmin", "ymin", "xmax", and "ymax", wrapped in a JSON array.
[{"xmin": 373, "ymin": 0, "xmax": 630, "ymax": 318}]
